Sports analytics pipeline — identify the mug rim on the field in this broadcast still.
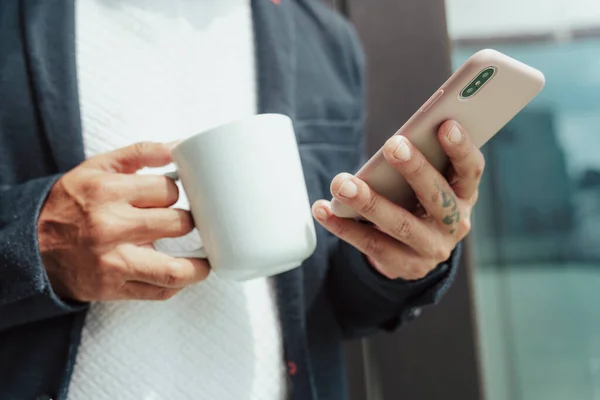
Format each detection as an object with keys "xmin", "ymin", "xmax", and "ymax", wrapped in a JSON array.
[{"xmin": 171, "ymin": 113, "xmax": 292, "ymax": 153}]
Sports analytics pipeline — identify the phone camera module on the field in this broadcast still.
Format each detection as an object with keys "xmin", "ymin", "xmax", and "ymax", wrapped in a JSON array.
[{"xmin": 460, "ymin": 67, "xmax": 496, "ymax": 99}]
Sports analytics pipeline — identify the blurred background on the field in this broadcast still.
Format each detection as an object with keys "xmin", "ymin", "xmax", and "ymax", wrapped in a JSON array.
[
  {"xmin": 324, "ymin": 0, "xmax": 600, "ymax": 399},
  {"xmin": 450, "ymin": 0, "xmax": 600, "ymax": 398}
]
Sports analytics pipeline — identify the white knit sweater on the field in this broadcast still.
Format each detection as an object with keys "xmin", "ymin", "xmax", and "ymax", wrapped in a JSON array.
[{"xmin": 67, "ymin": 1, "xmax": 287, "ymax": 399}]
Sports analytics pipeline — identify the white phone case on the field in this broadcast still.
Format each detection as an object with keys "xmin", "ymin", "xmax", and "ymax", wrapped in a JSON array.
[{"xmin": 331, "ymin": 49, "xmax": 546, "ymax": 219}]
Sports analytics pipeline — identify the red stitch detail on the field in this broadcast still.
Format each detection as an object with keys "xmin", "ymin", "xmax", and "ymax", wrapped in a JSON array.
[
  {"xmin": 287, "ymin": 361, "xmax": 297, "ymax": 376},
  {"xmin": 271, "ymin": 0, "xmax": 282, "ymax": 4}
]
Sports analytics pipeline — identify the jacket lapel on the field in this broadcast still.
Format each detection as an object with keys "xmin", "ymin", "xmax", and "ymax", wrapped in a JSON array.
[
  {"xmin": 21, "ymin": 0, "xmax": 84, "ymax": 172},
  {"xmin": 252, "ymin": 1, "xmax": 316, "ymax": 399},
  {"xmin": 252, "ymin": 0, "xmax": 297, "ymax": 119}
]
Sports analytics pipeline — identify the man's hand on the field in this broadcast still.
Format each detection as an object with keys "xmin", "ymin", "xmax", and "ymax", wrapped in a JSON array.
[
  {"xmin": 312, "ymin": 121, "xmax": 484, "ymax": 280},
  {"xmin": 38, "ymin": 142, "xmax": 210, "ymax": 302}
]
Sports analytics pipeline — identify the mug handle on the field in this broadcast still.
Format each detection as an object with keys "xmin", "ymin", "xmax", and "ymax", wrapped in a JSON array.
[{"xmin": 163, "ymin": 170, "xmax": 208, "ymax": 259}]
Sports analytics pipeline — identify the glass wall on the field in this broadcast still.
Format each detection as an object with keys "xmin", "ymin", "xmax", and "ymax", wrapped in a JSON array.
[{"xmin": 446, "ymin": 2, "xmax": 600, "ymax": 399}]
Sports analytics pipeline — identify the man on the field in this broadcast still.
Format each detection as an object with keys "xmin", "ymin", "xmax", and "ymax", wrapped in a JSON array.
[{"xmin": 0, "ymin": 0, "xmax": 484, "ymax": 399}]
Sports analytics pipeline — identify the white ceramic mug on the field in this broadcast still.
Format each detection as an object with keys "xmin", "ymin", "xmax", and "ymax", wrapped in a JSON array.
[{"xmin": 163, "ymin": 114, "xmax": 317, "ymax": 281}]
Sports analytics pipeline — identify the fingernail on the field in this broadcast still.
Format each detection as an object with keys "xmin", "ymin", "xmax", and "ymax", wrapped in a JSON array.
[
  {"xmin": 338, "ymin": 179, "xmax": 358, "ymax": 198},
  {"xmin": 447, "ymin": 126, "xmax": 463, "ymax": 144},
  {"xmin": 392, "ymin": 136, "xmax": 411, "ymax": 161},
  {"xmin": 314, "ymin": 207, "xmax": 329, "ymax": 221}
]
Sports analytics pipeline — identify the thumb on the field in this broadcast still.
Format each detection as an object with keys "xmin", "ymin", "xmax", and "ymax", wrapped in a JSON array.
[{"xmin": 86, "ymin": 142, "xmax": 173, "ymax": 173}]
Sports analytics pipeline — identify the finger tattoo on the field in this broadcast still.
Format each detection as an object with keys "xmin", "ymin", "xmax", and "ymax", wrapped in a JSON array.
[{"xmin": 438, "ymin": 184, "xmax": 460, "ymax": 234}]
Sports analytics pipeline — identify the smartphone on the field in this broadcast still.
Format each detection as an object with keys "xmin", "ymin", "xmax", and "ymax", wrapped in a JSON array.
[{"xmin": 330, "ymin": 49, "xmax": 545, "ymax": 219}]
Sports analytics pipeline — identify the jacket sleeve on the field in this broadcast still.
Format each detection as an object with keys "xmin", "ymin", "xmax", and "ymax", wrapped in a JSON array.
[
  {"xmin": 324, "ymin": 19, "xmax": 461, "ymax": 339},
  {"xmin": 0, "ymin": 175, "xmax": 86, "ymax": 331},
  {"xmin": 326, "ymin": 237, "xmax": 461, "ymax": 339}
]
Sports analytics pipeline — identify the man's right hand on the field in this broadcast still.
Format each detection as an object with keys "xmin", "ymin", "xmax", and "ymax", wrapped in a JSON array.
[{"xmin": 37, "ymin": 142, "xmax": 210, "ymax": 302}]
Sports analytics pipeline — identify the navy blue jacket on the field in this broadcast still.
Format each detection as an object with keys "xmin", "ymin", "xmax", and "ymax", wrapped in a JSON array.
[{"xmin": 0, "ymin": 0, "xmax": 460, "ymax": 399}]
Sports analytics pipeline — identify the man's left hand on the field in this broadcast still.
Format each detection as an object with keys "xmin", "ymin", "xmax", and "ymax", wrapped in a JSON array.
[{"xmin": 312, "ymin": 120, "xmax": 484, "ymax": 281}]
